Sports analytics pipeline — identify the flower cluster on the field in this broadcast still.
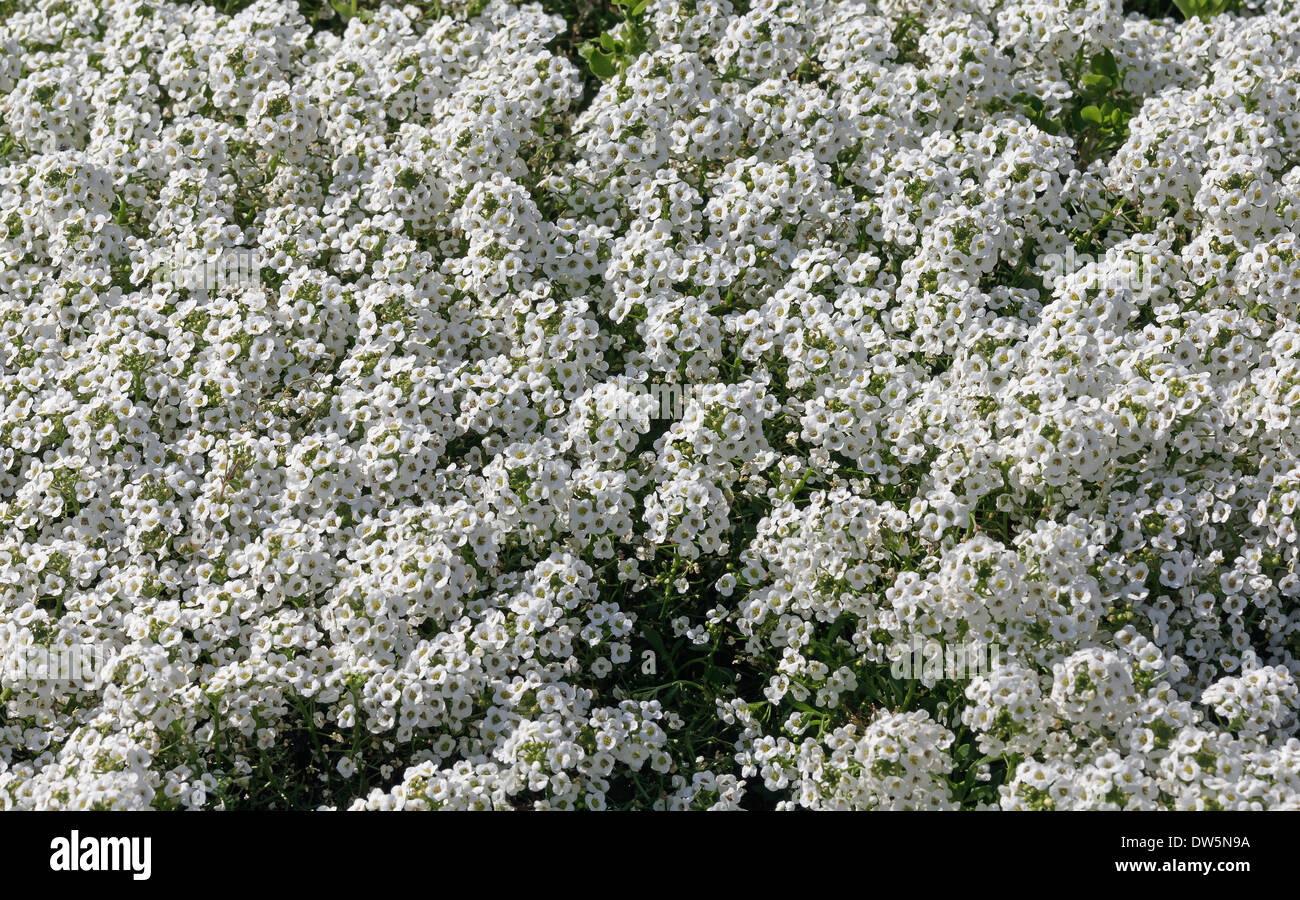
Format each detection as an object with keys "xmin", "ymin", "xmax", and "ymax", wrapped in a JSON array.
[{"xmin": 1, "ymin": 0, "xmax": 1299, "ymax": 810}]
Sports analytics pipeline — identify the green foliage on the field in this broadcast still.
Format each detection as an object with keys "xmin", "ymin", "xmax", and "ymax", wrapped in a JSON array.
[
  {"xmin": 326, "ymin": 0, "xmax": 370, "ymax": 22},
  {"xmin": 1015, "ymin": 48, "xmax": 1136, "ymax": 167},
  {"xmin": 1069, "ymin": 49, "xmax": 1135, "ymax": 164},
  {"xmin": 577, "ymin": 0, "xmax": 649, "ymax": 80},
  {"xmin": 1122, "ymin": 0, "xmax": 1241, "ymax": 18},
  {"xmin": 1171, "ymin": 0, "xmax": 1239, "ymax": 18}
]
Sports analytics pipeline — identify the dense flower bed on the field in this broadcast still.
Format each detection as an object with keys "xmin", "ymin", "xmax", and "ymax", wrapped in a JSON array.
[{"xmin": 0, "ymin": 0, "xmax": 1299, "ymax": 809}]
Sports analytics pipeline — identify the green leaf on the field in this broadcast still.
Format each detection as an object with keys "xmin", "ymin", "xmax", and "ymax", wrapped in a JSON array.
[
  {"xmin": 1089, "ymin": 49, "xmax": 1119, "ymax": 78},
  {"xmin": 1080, "ymin": 105, "xmax": 1104, "ymax": 125},
  {"xmin": 1015, "ymin": 93, "xmax": 1044, "ymax": 113},
  {"xmin": 581, "ymin": 44, "xmax": 618, "ymax": 80},
  {"xmin": 1173, "ymin": 0, "xmax": 1232, "ymax": 18},
  {"xmin": 1081, "ymin": 73, "xmax": 1112, "ymax": 91}
]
